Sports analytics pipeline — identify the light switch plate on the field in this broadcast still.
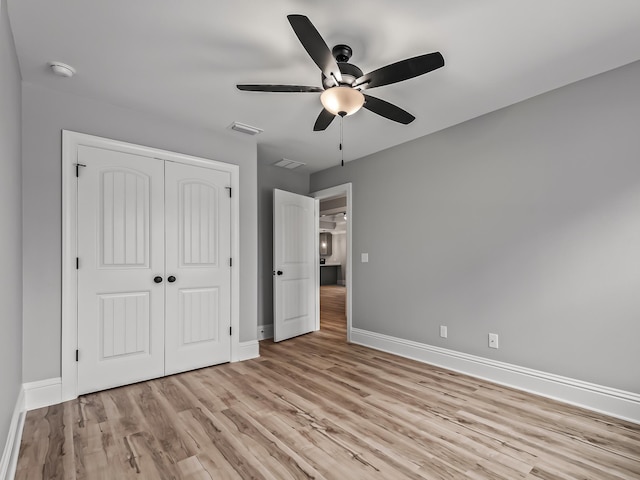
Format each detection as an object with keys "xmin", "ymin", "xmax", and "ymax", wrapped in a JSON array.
[
  {"xmin": 440, "ymin": 325, "xmax": 447, "ymax": 338},
  {"xmin": 361, "ymin": 253, "xmax": 369, "ymax": 263}
]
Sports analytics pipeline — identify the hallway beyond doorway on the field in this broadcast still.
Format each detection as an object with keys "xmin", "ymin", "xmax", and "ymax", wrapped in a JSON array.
[{"xmin": 320, "ymin": 285, "xmax": 346, "ymax": 340}]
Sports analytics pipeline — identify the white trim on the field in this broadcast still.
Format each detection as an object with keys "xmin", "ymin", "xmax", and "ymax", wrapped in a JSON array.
[
  {"xmin": 314, "ymin": 199, "xmax": 320, "ymax": 339},
  {"xmin": 311, "ymin": 183, "xmax": 353, "ymax": 342},
  {"xmin": 351, "ymin": 328, "xmax": 640, "ymax": 424},
  {"xmin": 62, "ymin": 130, "xmax": 241, "ymax": 401},
  {"xmin": 236, "ymin": 341, "xmax": 260, "ymax": 361},
  {"xmin": 227, "ymin": 144, "xmax": 241, "ymax": 364},
  {"xmin": 23, "ymin": 378, "xmax": 62, "ymax": 411},
  {"xmin": 0, "ymin": 387, "xmax": 25, "ymax": 480},
  {"xmin": 61, "ymin": 131, "xmax": 78, "ymax": 402},
  {"xmin": 257, "ymin": 324, "xmax": 274, "ymax": 340}
]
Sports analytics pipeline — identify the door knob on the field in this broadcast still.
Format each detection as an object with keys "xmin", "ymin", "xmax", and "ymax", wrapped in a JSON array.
[
  {"xmin": 153, "ymin": 276, "xmax": 163, "ymax": 283},
  {"xmin": 167, "ymin": 275, "xmax": 176, "ymax": 283},
  {"xmin": 277, "ymin": 270, "xmax": 283, "ymax": 276}
]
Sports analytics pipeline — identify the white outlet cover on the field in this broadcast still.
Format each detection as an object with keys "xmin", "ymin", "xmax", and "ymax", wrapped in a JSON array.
[
  {"xmin": 440, "ymin": 325, "xmax": 447, "ymax": 338},
  {"xmin": 489, "ymin": 333, "xmax": 499, "ymax": 349},
  {"xmin": 361, "ymin": 253, "xmax": 369, "ymax": 263}
]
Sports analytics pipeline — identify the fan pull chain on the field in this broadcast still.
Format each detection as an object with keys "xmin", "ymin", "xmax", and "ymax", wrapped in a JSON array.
[{"xmin": 340, "ymin": 115, "xmax": 344, "ymax": 167}]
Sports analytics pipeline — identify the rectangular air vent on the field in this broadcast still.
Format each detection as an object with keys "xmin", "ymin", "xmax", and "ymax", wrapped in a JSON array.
[
  {"xmin": 274, "ymin": 158, "xmax": 305, "ymax": 169},
  {"xmin": 228, "ymin": 121, "xmax": 263, "ymax": 136}
]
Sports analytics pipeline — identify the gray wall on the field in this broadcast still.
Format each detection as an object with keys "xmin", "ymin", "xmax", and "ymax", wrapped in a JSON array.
[
  {"xmin": 257, "ymin": 153, "xmax": 309, "ymax": 328},
  {"xmin": 0, "ymin": 0, "xmax": 22, "ymax": 449},
  {"xmin": 22, "ymin": 82, "xmax": 258, "ymax": 383},
  {"xmin": 311, "ymin": 60, "xmax": 640, "ymax": 394}
]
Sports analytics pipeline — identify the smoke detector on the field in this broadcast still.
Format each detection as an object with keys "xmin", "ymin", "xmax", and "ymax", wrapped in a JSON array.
[{"xmin": 49, "ymin": 62, "xmax": 76, "ymax": 78}]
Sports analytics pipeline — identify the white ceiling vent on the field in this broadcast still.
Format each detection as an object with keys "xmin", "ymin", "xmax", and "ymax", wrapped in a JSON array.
[
  {"xmin": 274, "ymin": 158, "xmax": 305, "ymax": 170},
  {"xmin": 228, "ymin": 121, "xmax": 263, "ymax": 136}
]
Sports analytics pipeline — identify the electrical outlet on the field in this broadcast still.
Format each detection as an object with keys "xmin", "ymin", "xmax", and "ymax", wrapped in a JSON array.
[
  {"xmin": 440, "ymin": 325, "xmax": 447, "ymax": 338},
  {"xmin": 488, "ymin": 333, "xmax": 499, "ymax": 349},
  {"xmin": 361, "ymin": 253, "xmax": 369, "ymax": 263}
]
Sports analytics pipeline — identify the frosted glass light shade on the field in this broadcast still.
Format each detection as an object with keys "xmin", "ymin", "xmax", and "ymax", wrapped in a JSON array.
[{"xmin": 320, "ymin": 87, "xmax": 365, "ymax": 116}]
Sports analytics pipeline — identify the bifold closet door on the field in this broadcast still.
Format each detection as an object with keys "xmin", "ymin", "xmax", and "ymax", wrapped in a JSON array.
[
  {"xmin": 77, "ymin": 146, "xmax": 166, "ymax": 395},
  {"xmin": 76, "ymin": 147, "xmax": 232, "ymax": 395},
  {"xmin": 164, "ymin": 161, "xmax": 231, "ymax": 375}
]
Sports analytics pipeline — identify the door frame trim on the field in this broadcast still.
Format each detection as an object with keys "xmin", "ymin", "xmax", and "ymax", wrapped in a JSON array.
[
  {"xmin": 311, "ymin": 183, "xmax": 352, "ymax": 342},
  {"xmin": 61, "ymin": 130, "xmax": 240, "ymax": 401}
]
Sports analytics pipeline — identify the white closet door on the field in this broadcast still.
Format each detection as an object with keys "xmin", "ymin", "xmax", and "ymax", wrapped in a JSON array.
[
  {"xmin": 77, "ymin": 146, "xmax": 165, "ymax": 395},
  {"xmin": 164, "ymin": 161, "xmax": 232, "ymax": 374}
]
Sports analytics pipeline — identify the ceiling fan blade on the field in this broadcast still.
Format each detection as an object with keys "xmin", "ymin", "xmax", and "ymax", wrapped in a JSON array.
[
  {"xmin": 313, "ymin": 109, "xmax": 336, "ymax": 131},
  {"xmin": 363, "ymin": 94, "xmax": 415, "ymax": 124},
  {"xmin": 354, "ymin": 52, "xmax": 444, "ymax": 90},
  {"xmin": 237, "ymin": 84, "xmax": 323, "ymax": 93},
  {"xmin": 287, "ymin": 14, "xmax": 342, "ymax": 85}
]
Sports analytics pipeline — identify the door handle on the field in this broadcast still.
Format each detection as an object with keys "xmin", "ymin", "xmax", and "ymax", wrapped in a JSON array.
[
  {"xmin": 153, "ymin": 276, "xmax": 163, "ymax": 283},
  {"xmin": 167, "ymin": 275, "xmax": 176, "ymax": 283},
  {"xmin": 273, "ymin": 270, "xmax": 283, "ymax": 276}
]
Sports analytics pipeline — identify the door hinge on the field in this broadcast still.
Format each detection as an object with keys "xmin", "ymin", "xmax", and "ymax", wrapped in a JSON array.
[
  {"xmin": 229, "ymin": 326, "xmax": 232, "ymax": 336},
  {"xmin": 75, "ymin": 163, "xmax": 86, "ymax": 177},
  {"xmin": 229, "ymin": 257, "xmax": 233, "ymax": 267},
  {"xmin": 76, "ymin": 257, "xmax": 79, "ymax": 269},
  {"xmin": 75, "ymin": 350, "xmax": 79, "ymax": 362},
  {"xmin": 225, "ymin": 186, "xmax": 232, "ymax": 198}
]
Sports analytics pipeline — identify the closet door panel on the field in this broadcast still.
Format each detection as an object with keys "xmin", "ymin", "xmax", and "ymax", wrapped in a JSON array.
[
  {"xmin": 77, "ymin": 146, "xmax": 165, "ymax": 395},
  {"xmin": 164, "ymin": 162, "xmax": 231, "ymax": 374}
]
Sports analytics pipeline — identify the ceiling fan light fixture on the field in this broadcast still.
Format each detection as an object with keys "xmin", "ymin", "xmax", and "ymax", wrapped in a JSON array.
[{"xmin": 320, "ymin": 87, "xmax": 365, "ymax": 116}]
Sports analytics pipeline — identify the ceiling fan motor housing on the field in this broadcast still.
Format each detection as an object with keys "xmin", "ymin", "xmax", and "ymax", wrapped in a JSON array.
[{"xmin": 322, "ymin": 47, "xmax": 363, "ymax": 89}]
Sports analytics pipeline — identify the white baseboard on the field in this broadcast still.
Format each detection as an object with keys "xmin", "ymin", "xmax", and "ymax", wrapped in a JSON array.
[
  {"xmin": 236, "ymin": 340, "xmax": 260, "ymax": 362},
  {"xmin": 24, "ymin": 348, "xmax": 263, "ymax": 411},
  {"xmin": 351, "ymin": 328, "xmax": 640, "ymax": 424},
  {"xmin": 257, "ymin": 324, "xmax": 273, "ymax": 340},
  {"xmin": 23, "ymin": 378, "xmax": 62, "ymax": 411},
  {"xmin": 0, "ymin": 387, "xmax": 25, "ymax": 480}
]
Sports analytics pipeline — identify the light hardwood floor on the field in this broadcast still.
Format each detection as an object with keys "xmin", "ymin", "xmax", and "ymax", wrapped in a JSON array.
[{"xmin": 16, "ymin": 285, "xmax": 640, "ymax": 479}]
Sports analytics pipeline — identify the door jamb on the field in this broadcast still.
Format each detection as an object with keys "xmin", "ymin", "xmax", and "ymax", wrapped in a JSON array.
[
  {"xmin": 61, "ymin": 130, "xmax": 240, "ymax": 402},
  {"xmin": 311, "ymin": 183, "xmax": 352, "ymax": 342}
]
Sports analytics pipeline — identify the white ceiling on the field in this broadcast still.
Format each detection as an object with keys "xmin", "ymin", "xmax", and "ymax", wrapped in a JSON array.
[{"xmin": 8, "ymin": 0, "xmax": 640, "ymax": 173}]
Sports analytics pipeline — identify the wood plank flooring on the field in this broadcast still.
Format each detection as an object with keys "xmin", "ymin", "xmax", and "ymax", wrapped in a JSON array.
[{"xmin": 16, "ymin": 285, "xmax": 640, "ymax": 479}]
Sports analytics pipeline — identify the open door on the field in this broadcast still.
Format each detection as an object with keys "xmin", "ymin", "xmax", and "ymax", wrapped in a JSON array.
[{"xmin": 273, "ymin": 189, "xmax": 318, "ymax": 342}]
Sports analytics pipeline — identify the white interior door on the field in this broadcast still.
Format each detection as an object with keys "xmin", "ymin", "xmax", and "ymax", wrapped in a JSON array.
[
  {"xmin": 77, "ymin": 146, "xmax": 165, "ymax": 394},
  {"xmin": 164, "ymin": 161, "xmax": 231, "ymax": 375},
  {"xmin": 273, "ymin": 189, "xmax": 318, "ymax": 342}
]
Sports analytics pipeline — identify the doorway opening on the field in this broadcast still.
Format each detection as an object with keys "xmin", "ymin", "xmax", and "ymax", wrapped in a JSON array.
[{"xmin": 312, "ymin": 183, "xmax": 352, "ymax": 343}]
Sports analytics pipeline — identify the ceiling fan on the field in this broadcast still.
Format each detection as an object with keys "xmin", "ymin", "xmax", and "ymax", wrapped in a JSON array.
[{"xmin": 237, "ymin": 14, "xmax": 445, "ymax": 131}]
